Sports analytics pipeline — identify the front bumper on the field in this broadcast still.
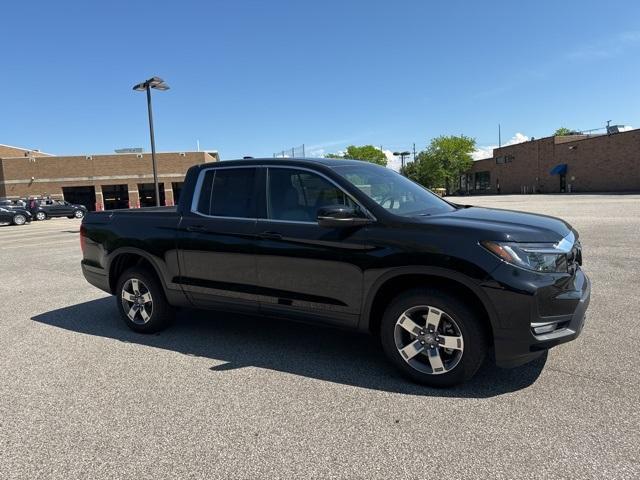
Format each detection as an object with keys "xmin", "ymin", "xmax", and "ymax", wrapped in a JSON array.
[{"xmin": 484, "ymin": 265, "xmax": 591, "ymax": 368}]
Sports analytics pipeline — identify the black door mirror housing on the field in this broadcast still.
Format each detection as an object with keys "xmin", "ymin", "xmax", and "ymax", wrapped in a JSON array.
[{"xmin": 317, "ymin": 205, "xmax": 373, "ymax": 228}]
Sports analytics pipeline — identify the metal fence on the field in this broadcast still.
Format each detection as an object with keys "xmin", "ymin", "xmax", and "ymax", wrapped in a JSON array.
[{"xmin": 273, "ymin": 144, "xmax": 305, "ymax": 158}]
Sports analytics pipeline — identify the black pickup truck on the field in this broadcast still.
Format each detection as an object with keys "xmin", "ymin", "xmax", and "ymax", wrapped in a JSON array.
[{"xmin": 81, "ymin": 158, "xmax": 590, "ymax": 387}]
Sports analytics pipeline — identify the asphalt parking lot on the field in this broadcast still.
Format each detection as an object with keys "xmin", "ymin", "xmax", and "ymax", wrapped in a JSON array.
[{"xmin": 1, "ymin": 194, "xmax": 639, "ymax": 479}]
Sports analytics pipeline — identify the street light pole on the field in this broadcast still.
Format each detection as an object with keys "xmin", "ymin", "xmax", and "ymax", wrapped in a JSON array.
[
  {"xmin": 393, "ymin": 151, "xmax": 411, "ymax": 172},
  {"xmin": 145, "ymin": 85, "xmax": 160, "ymax": 207},
  {"xmin": 133, "ymin": 77, "xmax": 170, "ymax": 207}
]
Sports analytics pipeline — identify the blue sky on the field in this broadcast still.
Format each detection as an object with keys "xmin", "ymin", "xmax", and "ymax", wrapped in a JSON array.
[{"xmin": 2, "ymin": 0, "xmax": 639, "ymax": 167}]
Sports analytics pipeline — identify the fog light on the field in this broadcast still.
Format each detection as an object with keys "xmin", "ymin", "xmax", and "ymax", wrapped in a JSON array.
[{"xmin": 532, "ymin": 323, "xmax": 557, "ymax": 335}]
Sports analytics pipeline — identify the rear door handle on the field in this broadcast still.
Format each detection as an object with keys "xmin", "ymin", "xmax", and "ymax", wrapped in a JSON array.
[
  {"xmin": 186, "ymin": 225, "xmax": 207, "ymax": 232},
  {"xmin": 259, "ymin": 231, "xmax": 282, "ymax": 240}
]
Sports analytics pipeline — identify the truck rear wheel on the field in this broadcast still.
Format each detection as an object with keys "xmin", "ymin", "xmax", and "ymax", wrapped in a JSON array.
[
  {"xmin": 116, "ymin": 267, "xmax": 174, "ymax": 333},
  {"xmin": 380, "ymin": 288, "xmax": 488, "ymax": 387}
]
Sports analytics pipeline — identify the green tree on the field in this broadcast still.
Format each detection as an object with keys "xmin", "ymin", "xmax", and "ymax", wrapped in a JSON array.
[
  {"xmin": 400, "ymin": 152, "xmax": 446, "ymax": 189},
  {"xmin": 407, "ymin": 135, "xmax": 475, "ymax": 193},
  {"xmin": 325, "ymin": 145, "xmax": 387, "ymax": 166},
  {"xmin": 554, "ymin": 127, "xmax": 573, "ymax": 136}
]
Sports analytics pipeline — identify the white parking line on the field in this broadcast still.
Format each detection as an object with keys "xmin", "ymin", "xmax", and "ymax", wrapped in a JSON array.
[
  {"xmin": 0, "ymin": 223, "xmax": 81, "ymax": 237},
  {"xmin": 0, "ymin": 237, "xmax": 80, "ymax": 250},
  {"xmin": 0, "ymin": 230, "xmax": 79, "ymax": 241}
]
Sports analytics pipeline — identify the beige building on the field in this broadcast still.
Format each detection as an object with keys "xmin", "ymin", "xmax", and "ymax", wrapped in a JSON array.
[{"xmin": 0, "ymin": 145, "xmax": 218, "ymax": 210}]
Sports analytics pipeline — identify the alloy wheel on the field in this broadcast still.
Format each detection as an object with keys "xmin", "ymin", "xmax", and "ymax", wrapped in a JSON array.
[
  {"xmin": 121, "ymin": 278, "xmax": 154, "ymax": 325},
  {"xmin": 74, "ymin": 210, "xmax": 84, "ymax": 218},
  {"xmin": 13, "ymin": 215, "xmax": 26, "ymax": 225},
  {"xmin": 394, "ymin": 305, "xmax": 464, "ymax": 375},
  {"xmin": 36, "ymin": 212, "xmax": 46, "ymax": 220}
]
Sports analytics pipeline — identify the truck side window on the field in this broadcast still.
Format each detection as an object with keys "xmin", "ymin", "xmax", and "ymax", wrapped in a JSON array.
[
  {"xmin": 210, "ymin": 168, "xmax": 256, "ymax": 218},
  {"xmin": 268, "ymin": 168, "xmax": 354, "ymax": 222},
  {"xmin": 195, "ymin": 168, "xmax": 257, "ymax": 218},
  {"xmin": 196, "ymin": 170, "xmax": 215, "ymax": 215}
]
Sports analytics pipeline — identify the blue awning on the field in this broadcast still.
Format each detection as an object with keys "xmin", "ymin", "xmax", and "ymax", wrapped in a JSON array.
[{"xmin": 549, "ymin": 163, "xmax": 567, "ymax": 175}]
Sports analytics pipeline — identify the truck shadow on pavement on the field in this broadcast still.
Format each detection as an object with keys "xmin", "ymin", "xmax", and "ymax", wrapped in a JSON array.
[{"xmin": 32, "ymin": 297, "xmax": 547, "ymax": 398}]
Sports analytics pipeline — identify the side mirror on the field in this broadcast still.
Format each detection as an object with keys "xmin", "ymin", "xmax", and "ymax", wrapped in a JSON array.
[{"xmin": 317, "ymin": 205, "xmax": 372, "ymax": 228}]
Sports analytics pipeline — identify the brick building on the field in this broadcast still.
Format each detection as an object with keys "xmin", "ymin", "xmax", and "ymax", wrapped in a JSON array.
[
  {"xmin": 463, "ymin": 128, "xmax": 640, "ymax": 194},
  {"xmin": 0, "ymin": 145, "xmax": 218, "ymax": 210}
]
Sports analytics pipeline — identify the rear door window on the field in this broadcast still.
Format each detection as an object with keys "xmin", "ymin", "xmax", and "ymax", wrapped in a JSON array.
[{"xmin": 195, "ymin": 168, "xmax": 257, "ymax": 218}]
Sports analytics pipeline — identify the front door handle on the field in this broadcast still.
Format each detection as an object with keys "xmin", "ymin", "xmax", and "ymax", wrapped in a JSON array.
[
  {"xmin": 186, "ymin": 225, "xmax": 207, "ymax": 232},
  {"xmin": 259, "ymin": 231, "xmax": 282, "ymax": 240}
]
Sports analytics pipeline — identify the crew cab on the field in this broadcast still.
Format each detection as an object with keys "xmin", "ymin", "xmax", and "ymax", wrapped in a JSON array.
[{"xmin": 80, "ymin": 158, "xmax": 590, "ymax": 387}]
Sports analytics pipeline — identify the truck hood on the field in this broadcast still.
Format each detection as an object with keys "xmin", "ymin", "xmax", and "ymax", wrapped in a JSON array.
[{"xmin": 417, "ymin": 206, "xmax": 573, "ymax": 243}]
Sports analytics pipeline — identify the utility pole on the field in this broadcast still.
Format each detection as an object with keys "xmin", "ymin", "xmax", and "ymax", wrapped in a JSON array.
[
  {"xmin": 498, "ymin": 124, "xmax": 502, "ymax": 148},
  {"xmin": 412, "ymin": 143, "xmax": 416, "ymax": 162}
]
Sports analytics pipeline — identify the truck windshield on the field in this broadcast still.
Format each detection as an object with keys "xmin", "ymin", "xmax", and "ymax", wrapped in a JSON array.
[{"xmin": 332, "ymin": 163, "xmax": 455, "ymax": 216}]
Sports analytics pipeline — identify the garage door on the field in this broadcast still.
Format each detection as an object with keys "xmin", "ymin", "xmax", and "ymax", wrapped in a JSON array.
[
  {"xmin": 62, "ymin": 186, "xmax": 97, "ymax": 211},
  {"xmin": 101, "ymin": 184, "xmax": 129, "ymax": 210}
]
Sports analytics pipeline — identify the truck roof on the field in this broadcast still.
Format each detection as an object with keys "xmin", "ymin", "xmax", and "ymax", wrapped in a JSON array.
[{"xmin": 199, "ymin": 157, "xmax": 371, "ymax": 169}]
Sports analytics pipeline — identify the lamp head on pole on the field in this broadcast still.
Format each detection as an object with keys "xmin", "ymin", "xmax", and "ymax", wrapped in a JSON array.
[{"xmin": 133, "ymin": 76, "xmax": 170, "ymax": 92}]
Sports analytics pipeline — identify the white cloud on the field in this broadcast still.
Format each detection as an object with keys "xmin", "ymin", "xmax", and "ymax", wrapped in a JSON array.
[
  {"xmin": 472, "ymin": 146, "xmax": 494, "ymax": 161},
  {"xmin": 566, "ymin": 30, "xmax": 640, "ymax": 61},
  {"xmin": 307, "ymin": 148, "xmax": 325, "ymax": 157},
  {"xmin": 472, "ymin": 132, "xmax": 529, "ymax": 160},
  {"xmin": 383, "ymin": 150, "xmax": 403, "ymax": 171}
]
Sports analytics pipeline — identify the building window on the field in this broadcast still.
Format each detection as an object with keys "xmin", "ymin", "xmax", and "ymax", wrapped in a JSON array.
[
  {"xmin": 474, "ymin": 171, "xmax": 491, "ymax": 190},
  {"xmin": 495, "ymin": 155, "xmax": 514, "ymax": 164}
]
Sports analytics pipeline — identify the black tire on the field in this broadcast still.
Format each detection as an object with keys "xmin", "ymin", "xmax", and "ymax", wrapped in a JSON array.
[
  {"xmin": 380, "ymin": 288, "xmax": 488, "ymax": 387},
  {"xmin": 115, "ymin": 266, "xmax": 174, "ymax": 333},
  {"xmin": 12, "ymin": 214, "xmax": 27, "ymax": 226},
  {"xmin": 73, "ymin": 209, "xmax": 85, "ymax": 219}
]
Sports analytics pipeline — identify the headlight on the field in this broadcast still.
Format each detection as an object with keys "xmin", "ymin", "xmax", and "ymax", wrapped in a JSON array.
[{"xmin": 481, "ymin": 234, "xmax": 574, "ymax": 273}]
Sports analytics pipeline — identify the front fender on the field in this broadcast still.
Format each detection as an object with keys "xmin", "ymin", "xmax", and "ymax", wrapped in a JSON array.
[{"xmin": 359, "ymin": 266, "xmax": 499, "ymax": 333}]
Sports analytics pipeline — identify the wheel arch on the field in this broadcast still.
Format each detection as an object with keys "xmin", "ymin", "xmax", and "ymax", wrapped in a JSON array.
[
  {"xmin": 361, "ymin": 267, "xmax": 498, "ymax": 342},
  {"xmin": 107, "ymin": 248, "xmax": 168, "ymax": 295}
]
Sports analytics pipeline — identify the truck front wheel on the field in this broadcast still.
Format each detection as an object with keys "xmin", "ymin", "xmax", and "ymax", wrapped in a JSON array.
[
  {"xmin": 116, "ymin": 267, "xmax": 174, "ymax": 333},
  {"xmin": 380, "ymin": 288, "xmax": 488, "ymax": 387}
]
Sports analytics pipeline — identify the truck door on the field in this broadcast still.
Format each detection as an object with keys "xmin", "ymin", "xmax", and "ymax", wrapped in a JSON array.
[
  {"xmin": 176, "ymin": 166, "xmax": 261, "ymax": 312},
  {"xmin": 253, "ymin": 166, "xmax": 366, "ymax": 328}
]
